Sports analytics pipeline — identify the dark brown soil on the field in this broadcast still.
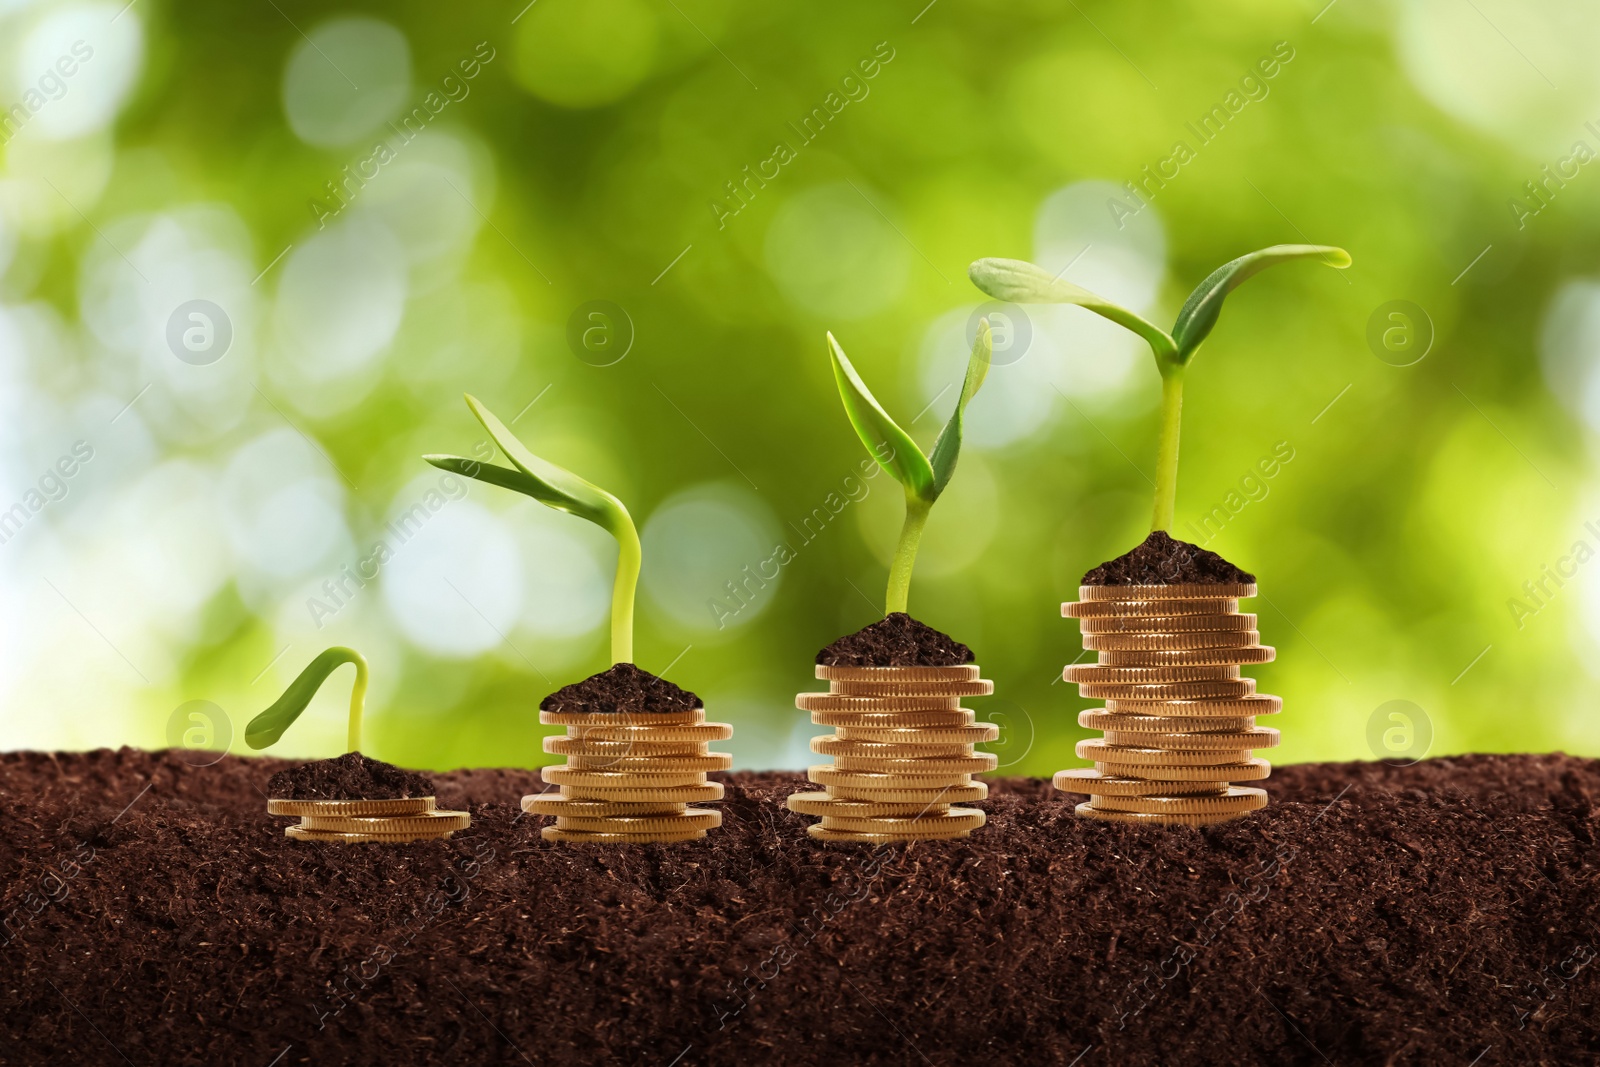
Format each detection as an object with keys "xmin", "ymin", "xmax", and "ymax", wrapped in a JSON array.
[
  {"xmin": 1083, "ymin": 529, "xmax": 1256, "ymax": 585},
  {"xmin": 3, "ymin": 748, "xmax": 1598, "ymax": 1066},
  {"xmin": 816, "ymin": 612, "xmax": 975, "ymax": 666},
  {"xmin": 539, "ymin": 662, "xmax": 701, "ymax": 715},
  {"xmin": 264, "ymin": 751, "xmax": 435, "ymax": 801}
]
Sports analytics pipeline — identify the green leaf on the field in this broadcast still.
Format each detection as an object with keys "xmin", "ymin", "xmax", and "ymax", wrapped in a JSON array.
[
  {"xmin": 928, "ymin": 317, "xmax": 992, "ymax": 497},
  {"xmin": 424, "ymin": 454, "xmax": 542, "ymax": 497},
  {"xmin": 968, "ymin": 257, "xmax": 1177, "ymax": 363},
  {"xmin": 245, "ymin": 647, "xmax": 367, "ymax": 751},
  {"xmin": 1171, "ymin": 244, "xmax": 1352, "ymax": 364},
  {"xmin": 826, "ymin": 332, "xmax": 934, "ymax": 499}
]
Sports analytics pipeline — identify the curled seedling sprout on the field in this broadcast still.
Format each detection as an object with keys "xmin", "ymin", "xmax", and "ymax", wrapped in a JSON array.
[
  {"xmin": 424, "ymin": 393, "xmax": 641, "ymax": 665},
  {"xmin": 969, "ymin": 245, "xmax": 1351, "ymax": 532},
  {"xmin": 245, "ymin": 646, "xmax": 369, "ymax": 753},
  {"xmin": 828, "ymin": 321, "xmax": 992, "ymax": 614}
]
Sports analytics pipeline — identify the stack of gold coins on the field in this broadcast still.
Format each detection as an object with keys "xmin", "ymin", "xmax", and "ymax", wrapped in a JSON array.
[
  {"xmin": 522, "ymin": 703, "xmax": 734, "ymax": 843},
  {"xmin": 787, "ymin": 664, "xmax": 998, "ymax": 843},
  {"xmin": 268, "ymin": 797, "xmax": 471, "ymax": 842},
  {"xmin": 1053, "ymin": 582, "xmax": 1280, "ymax": 826}
]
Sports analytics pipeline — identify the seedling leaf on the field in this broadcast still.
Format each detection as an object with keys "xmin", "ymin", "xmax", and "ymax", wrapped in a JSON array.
[
  {"xmin": 245, "ymin": 646, "xmax": 368, "ymax": 753},
  {"xmin": 424, "ymin": 454, "xmax": 543, "ymax": 497},
  {"xmin": 928, "ymin": 318, "xmax": 991, "ymax": 496},
  {"xmin": 968, "ymin": 257, "xmax": 1177, "ymax": 364},
  {"xmin": 826, "ymin": 332, "xmax": 935, "ymax": 500},
  {"xmin": 1171, "ymin": 244, "xmax": 1352, "ymax": 364}
]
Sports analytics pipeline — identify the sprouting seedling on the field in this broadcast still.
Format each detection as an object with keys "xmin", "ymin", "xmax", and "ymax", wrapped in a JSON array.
[
  {"xmin": 828, "ymin": 320, "xmax": 992, "ymax": 615},
  {"xmin": 245, "ymin": 646, "xmax": 369, "ymax": 753},
  {"xmin": 968, "ymin": 245, "xmax": 1351, "ymax": 532},
  {"xmin": 423, "ymin": 394, "xmax": 641, "ymax": 665}
]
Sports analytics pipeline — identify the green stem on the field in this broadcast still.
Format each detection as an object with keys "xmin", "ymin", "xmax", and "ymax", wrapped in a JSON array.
[
  {"xmin": 1152, "ymin": 365, "xmax": 1185, "ymax": 532},
  {"xmin": 886, "ymin": 493, "xmax": 932, "ymax": 615},
  {"xmin": 340, "ymin": 647, "xmax": 369, "ymax": 753},
  {"xmin": 610, "ymin": 520, "xmax": 641, "ymax": 665}
]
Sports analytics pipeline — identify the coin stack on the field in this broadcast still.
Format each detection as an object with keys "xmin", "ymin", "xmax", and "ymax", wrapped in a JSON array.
[
  {"xmin": 522, "ymin": 703, "xmax": 734, "ymax": 843},
  {"xmin": 268, "ymin": 797, "xmax": 471, "ymax": 842},
  {"xmin": 1053, "ymin": 581, "xmax": 1280, "ymax": 826},
  {"xmin": 788, "ymin": 664, "xmax": 999, "ymax": 843}
]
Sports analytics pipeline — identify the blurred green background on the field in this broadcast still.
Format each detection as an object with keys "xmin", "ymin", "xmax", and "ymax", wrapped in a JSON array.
[{"xmin": 1, "ymin": 0, "xmax": 1595, "ymax": 776}]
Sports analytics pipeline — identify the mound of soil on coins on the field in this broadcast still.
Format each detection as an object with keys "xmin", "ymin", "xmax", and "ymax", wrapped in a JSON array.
[
  {"xmin": 1082, "ymin": 529, "xmax": 1256, "ymax": 586},
  {"xmin": 3, "ymin": 748, "xmax": 1597, "ymax": 1065},
  {"xmin": 264, "ymin": 750, "xmax": 435, "ymax": 800},
  {"xmin": 816, "ymin": 612, "xmax": 975, "ymax": 667},
  {"xmin": 539, "ymin": 661, "xmax": 702, "ymax": 716}
]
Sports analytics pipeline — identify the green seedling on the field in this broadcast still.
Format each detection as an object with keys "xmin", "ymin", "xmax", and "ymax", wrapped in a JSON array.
[
  {"xmin": 969, "ymin": 245, "xmax": 1350, "ymax": 531},
  {"xmin": 245, "ymin": 646, "xmax": 368, "ymax": 753},
  {"xmin": 828, "ymin": 321, "xmax": 992, "ymax": 614},
  {"xmin": 424, "ymin": 394, "xmax": 641, "ymax": 665}
]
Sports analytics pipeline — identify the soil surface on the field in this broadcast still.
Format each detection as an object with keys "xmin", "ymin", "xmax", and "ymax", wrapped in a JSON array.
[
  {"xmin": 816, "ymin": 612, "xmax": 975, "ymax": 666},
  {"xmin": 2, "ymin": 749, "xmax": 1598, "ymax": 1066},
  {"xmin": 265, "ymin": 751, "xmax": 435, "ymax": 801},
  {"xmin": 1083, "ymin": 530, "xmax": 1256, "ymax": 586},
  {"xmin": 540, "ymin": 662, "xmax": 702, "ymax": 716}
]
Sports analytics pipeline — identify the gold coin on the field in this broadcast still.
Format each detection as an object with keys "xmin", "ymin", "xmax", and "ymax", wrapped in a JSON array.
[
  {"xmin": 561, "ymin": 782, "xmax": 724, "ymax": 803},
  {"xmin": 1081, "ymin": 630, "xmax": 1262, "ymax": 651},
  {"xmin": 1102, "ymin": 728, "xmax": 1279, "ymax": 750},
  {"xmin": 786, "ymin": 791, "xmax": 951, "ymax": 818},
  {"xmin": 818, "ymin": 809, "xmax": 985, "ymax": 835},
  {"xmin": 1088, "ymin": 787, "xmax": 1267, "ymax": 815},
  {"xmin": 797, "ymin": 693, "xmax": 964, "ymax": 713},
  {"xmin": 807, "ymin": 825, "xmax": 974, "ymax": 843},
  {"xmin": 1052, "ymin": 769, "xmax": 1228, "ymax": 796},
  {"xmin": 541, "ymin": 767, "xmax": 709, "ymax": 789},
  {"xmin": 539, "ymin": 709, "xmax": 705, "ymax": 727},
  {"xmin": 286, "ymin": 825, "xmax": 456, "ymax": 843},
  {"xmin": 563, "ymin": 753, "xmax": 732, "ymax": 772},
  {"xmin": 1077, "ymin": 679, "xmax": 1256, "ymax": 700},
  {"xmin": 831, "ymin": 753, "xmax": 998, "ymax": 774},
  {"xmin": 1077, "ymin": 582, "xmax": 1256, "ymax": 601},
  {"xmin": 828, "ymin": 679, "xmax": 994, "ymax": 698},
  {"xmin": 542, "ymin": 826, "xmax": 707, "ymax": 844},
  {"xmin": 1098, "ymin": 646, "xmax": 1275, "ymax": 667},
  {"xmin": 1093, "ymin": 758, "xmax": 1271, "ymax": 782},
  {"xmin": 812, "ymin": 737, "xmax": 977, "ymax": 760},
  {"xmin": 814, "ymin": 781, "xmax": 988, "ymax": 804},
  {"xmin": 1064, "ymin": 663, "xmax": 1241, "ymax": 684},
  {"xmin": 832, "ymin": 724, "xmax": 999, "ymax": 744},
  {"xmin": 1105, "ymin": 694, "xmax": 1282, "ymax": 716},
  {"xmin": 808, "ymin": 708, "xmax": 976, "ymax": 729},
  {"xmin": 267, "ymin": 797, "xmax": 434, "ymax": 817},
  {"xmin": 545, "ymin": 737, "xmax": 710, "ymax": 757},
  {"xmin": 563, "ymin": 722, "xmax": 733, "ymax": 742},
  {"xmin": 298, "ymin": 810, "xmax": 471, "ymax": 833},
  {"xmin": 1075, "ymin": 612, "xmax": 1257, "ymax": 632},
  {"xmin": 553, "ymin": 809, "xmax": 721, "ymax": 834},
  {"xmin": 1074, "ymin": 803, "xmax": 1252, "ymax": 827},
  {"xmin": 1078, "ymin": 710, "xmax": 1258, "ymax": 733},
  {"xmin": 815, "ymin": 664, "xmax": 982, "ymax": 683},
  {"xmin": 807, "ymin": 765, "xmax": 975, "ymax": 791},
  {"xmin": 1077, "ymin": 740, "xmax": 1251, "ymax": 766},
  {"xmin": 521, "ymin": 794, "xmax": 687, "ymax": 817},
  {"xmin": 1064, "ymin": 599, "xmax": 1238, "ymax": 619}
]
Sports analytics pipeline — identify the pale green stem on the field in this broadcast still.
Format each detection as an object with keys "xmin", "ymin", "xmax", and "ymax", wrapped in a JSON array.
[
  {"xmin": 1152, "ymin": 365, "xmax": 1185, "ymax": 532},
  {"xmin": 341, "ymin": 649, "xmax": 369, "ymax": 753},
  {"xmin": 610, "ymin": 521, "xmax": 642, "ymax": 665},
  {"xmin": 886, "ymin": 493, "xmax": 932, "ymax": 615}
]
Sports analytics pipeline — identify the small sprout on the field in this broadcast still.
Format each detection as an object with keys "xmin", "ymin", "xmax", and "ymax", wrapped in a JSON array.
[
  {"xmin": 245, "ymin": 646, "xmax": 369, "ymax": 753},
  {"xmin": 969, "ymin": 245, "xmax": 1350, "ymax": 531},
  {"xmin": 424, "ymin": 393, "xmax": 641, "ymax": 665},
  {"xmin": 827, "ymin": 321, "xmax": 992, "ymax": 614}
]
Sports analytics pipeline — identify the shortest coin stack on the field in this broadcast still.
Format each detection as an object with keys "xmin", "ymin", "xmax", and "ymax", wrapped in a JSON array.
[
  {"xmin": 267, "ymin": 796, "xmax": 471, "ymax": 842},
  {"xmin": 523, "ymin": 704, "xmax": 733, "ymax": 843},
  {"xmin": 1054, "ymin": 581, "xmax": 1279, "ymax": 826},
  {"xmin": 788, "ymin": 664, "xmax": 998, "ymax": 843}
]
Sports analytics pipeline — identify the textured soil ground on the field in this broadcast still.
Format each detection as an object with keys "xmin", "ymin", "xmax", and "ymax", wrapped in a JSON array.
[{"xmin": 1, "ymin": 749, "xmax": 1597, "ymax": 1066}]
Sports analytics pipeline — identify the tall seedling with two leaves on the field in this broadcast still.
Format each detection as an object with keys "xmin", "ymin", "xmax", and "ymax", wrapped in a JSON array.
[
  {"xmin": 969, "ymin": 246, "xmax": 1350, "ymax": 532},
  {"xmin": 425, "ymin": 394, "xmax": 641, "ymax": 665},
  {"xmin": 828, "ymin": 321, "xmax": 992, "ymax": 615}
]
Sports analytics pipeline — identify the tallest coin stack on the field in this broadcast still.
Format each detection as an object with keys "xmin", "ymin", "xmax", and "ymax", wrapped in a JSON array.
[{"xmin": 1053, "ymin": 580, "xmax": 1282, "ymax": 825}]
